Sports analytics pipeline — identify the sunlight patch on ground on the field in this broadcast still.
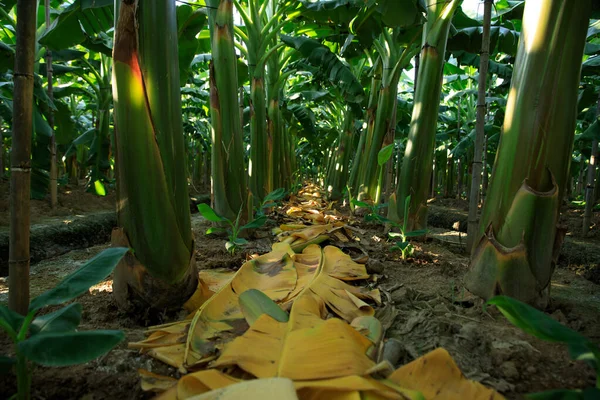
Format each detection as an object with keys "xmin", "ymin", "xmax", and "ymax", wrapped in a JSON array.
[
  {"xmin": 90, "ymin": 279, "xmax": 113, "ymax": 294},
  {"xmin": 0, "ymin": 277, "xmax": 8, "ymax": 303}
]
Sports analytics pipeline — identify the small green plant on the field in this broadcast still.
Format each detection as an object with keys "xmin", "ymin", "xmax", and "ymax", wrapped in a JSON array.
[
  {"xmin": 254, "ymin": 188, "xmax": 287, "ymax": 218},
  {"xmin": 0, "ymin": 247, "xmax": 128, "ymax": 400},
  {"xmin": 350, "ymin": 198, "xmax": 389, "ymax": 224},
  {"xmin": 389, "ymin": 195, "xmax": 427, "ymax": 259},
  {"xmin": 488, "ymin": 295, "xmax": 600, "ymax": 399},
  {"xmin": 198, "ymin": 204, "xmax": 267, "ymax": 254},
  {"xmin": 351, "ymin": 195, "xmax": 426, "ymax": 259}
]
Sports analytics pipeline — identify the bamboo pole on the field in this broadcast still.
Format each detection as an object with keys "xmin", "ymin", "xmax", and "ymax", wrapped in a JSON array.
[
  {"xmin": 481, "ymin": 132, "xmax": 488, "ymax": 200},
  {"xmin": 456, "ymin": 97, "xmax": 462, "ymax": 199},
  {"xmin": 466, "ymin": 0, "xmax": 492, "ymax": 252},
  {"xmin": 9, "ymin": 0, "xmax": 37, "ymax": 314}
]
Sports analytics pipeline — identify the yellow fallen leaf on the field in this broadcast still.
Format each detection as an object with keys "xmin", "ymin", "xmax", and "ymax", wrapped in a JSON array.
[
  {"xmin": 387, "ymin": 348, "xmax": 505, "ymax": 400},
  {"xmin": 138, "ymin": 369, "xmax": 177, "ymax": 392}
]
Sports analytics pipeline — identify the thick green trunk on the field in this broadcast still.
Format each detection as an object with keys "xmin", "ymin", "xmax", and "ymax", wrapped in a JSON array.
[
  {"xmin": 352, "ymin": 60, "xmax": 381, "ymax": 198},
  {"xmin": 249, "ymin": 75, "xmax": 269, "ymax": 201},
  {"xmin": 392, "ymin": 0, "xmax": 460, "ymax": 229},
  {"xmin": 327, "ymin": 107, "xmax": 355, "ymax": 200},
  {"xmin": 207, "ymin": 0, "xmax": 247, "ymax": 221},
  {"xmin": 348, "ymin": 128, "xmax": 366, "ymax": 193},
  {"xmin": 266, "ymin": 57, "xmax": 291, "ymax": 191},
  {"xmin": 360, "ymin": 81, "xmax": 399, "ymax": 201},
  {"xmin": 465, "ymin": 0, "xmax": 590, "ymax": 306},
  {"xmin": 111, "ymin": 0, "xmax": 197, "ymax": 313},
  {"xmin": 44, "ymin": 0, "xmax": 57, "ymax": 210},
  {"xmin": 356, "ymin": 33, "xmax": 416, "ymax": 203}
]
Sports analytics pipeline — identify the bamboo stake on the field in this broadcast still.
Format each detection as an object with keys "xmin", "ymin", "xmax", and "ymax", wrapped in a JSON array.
[
  {"xmin": 466, "ymin": 0, "xmax": 492, "ymax": 252},
  {"xmin": 456, "ymin": 96, "xmax": 462, "ymax": 199},
  {"xmin": 9, "ymin": 0, "xmax": 37, "ymax": 314}
]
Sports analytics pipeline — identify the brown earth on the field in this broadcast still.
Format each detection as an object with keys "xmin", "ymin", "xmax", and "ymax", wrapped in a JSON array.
[
  {"xmin": 429, "ymin": 196, "xmax": 600, "ymax": 240},
  {"xmin": 0, "ymin": 203, "xmax": 599, "ymax": 399},
  {"xmin": 0, "ymin": 178, "xmax": 116, "ymax": 229}
]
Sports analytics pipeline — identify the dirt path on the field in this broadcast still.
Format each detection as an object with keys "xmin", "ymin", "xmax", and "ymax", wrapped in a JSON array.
[{"xmin": 1, "ymin": 210, "xmax": 599, "ymax": 399}]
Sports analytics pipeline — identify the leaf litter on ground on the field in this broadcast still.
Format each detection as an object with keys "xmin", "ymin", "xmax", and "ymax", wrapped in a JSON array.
[{"xmin": 131, "ymin": 185, "xmax": 504, "ymax": 399}]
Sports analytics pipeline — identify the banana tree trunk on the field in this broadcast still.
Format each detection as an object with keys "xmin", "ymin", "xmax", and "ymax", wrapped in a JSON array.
[
  {"xmin": 327, "ymin": 107, "xmax": 355, "ymax": 200},
  {"xmin": 207, "ymin": 0, "xmax": 247, "ymax": 221},
  {"xmin": 348, "ymin": 128, "xmax": 366, "ymax": 193},
  {"xmin": 465, "ymin": 0, "xmax": 591, "ymax": 306},
  {"xmin": 266, "ymin": 51, "xmax": 291, "ymax": 192},
  {"xmin": 250, "ymin": 74, "xmax": 269, "ymax": 201},
  {"xmin": 444, "ymin": 146, "xmax": 453, "ymax": 198},
  {"xmin": 382, "ymin": 97, "xmax": 398, "ymax": 208},
  {"xmin": 351, "ymin": 59, "xmax": 381, "ymax": 198},
  {"xmin": 44, "ymin": 0, "xmax": 57, "ymax": 209},
  {"xmin": 203, "ymin": 151, "xmax": 210, "ymax": 192},
  {"xmin": 359, "ymin": 44, "xmax": 405, "ymax": 202},
  {"xmin": 9, "ymin": 0, "xmax": 37, "ymax": 315},
  {"xmin": 242, "ymin": 0, "xmax": 270, "ymax": 202},
  {"xmin": 111, "ymin": 0, "xmax": 197, "ymax": 313},
  {"xmin": 392, "ymin": 0, "xmax": 460, "ymax": 229},
  {"xmin": 96, "ymin": 56, "xmax": 112, "ymax": 186},
  {"xmin": 456, "ymin": 158, "xmax": 464, "ymax": 200}
]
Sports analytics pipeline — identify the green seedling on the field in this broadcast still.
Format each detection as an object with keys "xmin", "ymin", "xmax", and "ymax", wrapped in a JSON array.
[
  {"xmin": 0, "ymin": 247, "xmax": 129, "ymax": 400},
  {"xmin": 198, "ymin": 203, "xmax": 267, "ymax": 255},
  {"xmin": 488, "ymin": 296, "xmax": 600, "ymax": 399},
  {"xmin": 388, "ymin": 195, "xmax": 427, "ymax": 259},
  {"xmin": 350, "ymin": 199, "xmax": 389, "ymax": 224},
  {"xmin": 254, "ymin": 188, "xmax": 287, "ymax": 218}
]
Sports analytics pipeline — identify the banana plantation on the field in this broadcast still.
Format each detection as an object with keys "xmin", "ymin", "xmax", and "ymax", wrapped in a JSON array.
[{"xmin": 3, "ymin": 0, "xmax": 600, "ymax": 398}]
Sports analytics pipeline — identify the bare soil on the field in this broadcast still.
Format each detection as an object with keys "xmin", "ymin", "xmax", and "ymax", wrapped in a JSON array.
[
  {"xmin": 0, "ymin": 178, "xmax": 116, "ymax": 230},
  {"xmin": 0, "ymin": 206, "xmax": 599, "ymax": 399},
  {"xmin": 429, "ymin": 196, "xmax": 600, "ymax": 240}
]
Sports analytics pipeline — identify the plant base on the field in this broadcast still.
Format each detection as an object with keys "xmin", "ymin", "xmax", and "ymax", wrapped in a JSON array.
[{"xmin": 111, "ymin": 228, "xmax": 198, "ymax": 317}]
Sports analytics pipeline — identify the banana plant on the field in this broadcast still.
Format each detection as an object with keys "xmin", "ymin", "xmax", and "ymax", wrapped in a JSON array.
[
  {"xmin": 206, "ymin": 0, "xmax": 248, "ymax": 222},
  {"xmin": 389, "ymin": 195, "xmax": 428, "ymax": 259},
  {"xmin": 233, "ymin": 0, "xmax": 298, "ymax": 202},
  {"xmin": 111, "ymin": 0, "xmax": 197, "ymax": 312},
  {"xmin": 0, "ymin": 248, "xmax": 127, "ymax": 400},
  {"xmin": 354, "ymin": 28, "xmax": 420, "ymax": 203},
  {"xmin": 391, "ymin": 0, "xmax": 462, "ymax": 230},
  {"xmin": 465, "ymin": 0, "xmax": 592, "ymax": 306}
]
